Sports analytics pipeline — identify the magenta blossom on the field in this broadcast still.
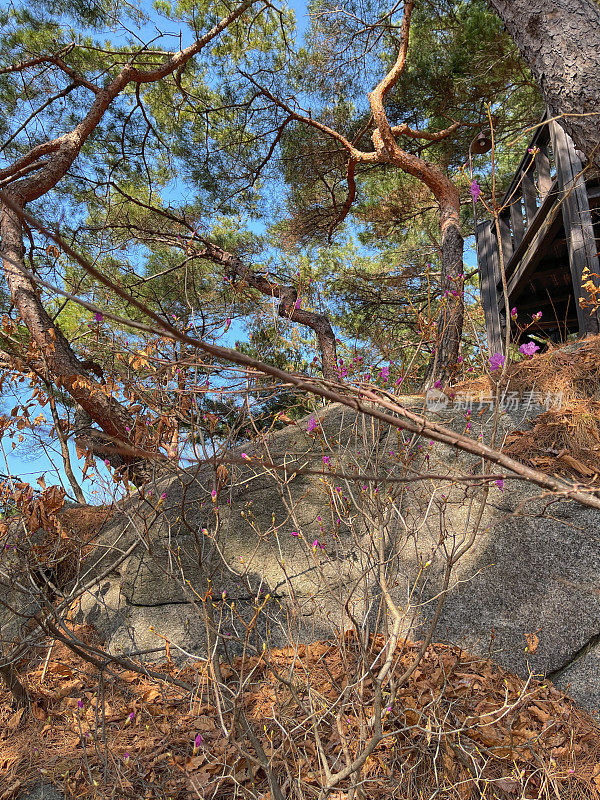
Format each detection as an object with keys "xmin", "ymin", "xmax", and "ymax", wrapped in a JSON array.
[
  {"xmin": 495, "ymin": 478, "xmax": 504, "ymax": 491},
  {"xmin": 379, "ymin": 366, "xmax": 390, "ymax": 382},
  {"xmin": 488, "ymin": 353, "xmax": 505, "ymax": 372},
  {"xmin": 307, "ymin": 416, "xmax": 317, "ymax": 433},
  {"xmin": 94, "ymin": 312, "xmax": 104, "ymax": 323},
  {"xmin": 322, "ymin": 455, "xmax": 330, "ymax": 465},
  {"xmin": 510, "ymin": 307, "xmax": 518, "ymax": 319},
  {"xmin": 194, "ymin": 733, "xmax": 203, "ymax": 749},
  {"xmin": 469, "ymin": 179, "xmax": 481, "ymax": 202},
  {"xmin": 532, "ymin": 311, "xmax": 542, "ymax": 322},
  {"xmin": 519, "ymin": 341, "xmax": 540, "ymax": 358}
]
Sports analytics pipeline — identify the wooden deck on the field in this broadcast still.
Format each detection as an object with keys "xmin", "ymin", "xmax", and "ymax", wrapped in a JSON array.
[{"xmin": 475, "ymin": 115, "xmax": 600, "ymax": 355}]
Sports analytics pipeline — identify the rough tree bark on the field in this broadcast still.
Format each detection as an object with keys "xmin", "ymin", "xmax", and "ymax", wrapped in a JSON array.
[{"xmin": 489, "ymin": 0, "xmax": 600, "ymax": 166}]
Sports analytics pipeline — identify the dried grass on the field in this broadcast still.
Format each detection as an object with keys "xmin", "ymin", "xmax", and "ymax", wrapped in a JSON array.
[{"xmin": 454, "ymin": 336, "xmax": 600, "ymax": 478}]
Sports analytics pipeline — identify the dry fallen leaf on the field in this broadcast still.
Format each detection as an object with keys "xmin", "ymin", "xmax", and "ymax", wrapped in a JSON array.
[
  {"xmin": 31, "ymin": 701, "xmax": 47, "ymax": 721},
  {"xmin": 6, "ymin": 708, "xmax": 24, "ymax": 731},
  {"xmin": 494, "ymin": 777, "xmax": 520, "ymax": 793},
  {"xmin": 525, "ymin": 632, "xmax": 539, "ymax": 654}
]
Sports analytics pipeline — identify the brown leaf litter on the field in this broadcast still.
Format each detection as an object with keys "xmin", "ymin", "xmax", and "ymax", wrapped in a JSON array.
[{"xmin": 1, "ymin": 626, "xmax": 600, "ymax": 800}]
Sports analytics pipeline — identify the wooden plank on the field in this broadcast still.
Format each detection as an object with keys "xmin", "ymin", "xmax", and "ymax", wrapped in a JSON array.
[
  {"xmin": 535, "ymin": 145, "xmax": 553, "ymax": 199},
  {"xmin": 502, "ymin": 179, "xmax": 559, "ymax": 290},
  {"xmin": 476, "ymin": 220, "xmax": 504, "ymax": 355},
  {"xmin": 521, "ymin": 169, "xmax": 538, "ymax": 225},
  {"xmin": 498, "ymin": 112, "xmax": 548, "ymax": 212},
  {"xmin": 498, "ymin": 212, "xmax": 513, "ymax": 265},
  {"xmin": 509, "ymin": 194, "xmax": 525, "ymax": 250},
  {"xmin": 516, "ymin": 289, "xmax": 575, "ymax": 312},
  {"xmin": 506, "ymin": 197, "xmax": 563, "ymax": 297},
  {"xmin": 550, "ymin": 120, "xmax": 600, "ymax": 335},
  {"xmin": 586, "ymin": 183, "xmax": 600, "ymax": 202}
]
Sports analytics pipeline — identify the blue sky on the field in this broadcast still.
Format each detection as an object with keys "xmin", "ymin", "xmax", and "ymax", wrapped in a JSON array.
[{"xmin": 1, "ymin": 0, "xmax": 479, "ymax": 504}]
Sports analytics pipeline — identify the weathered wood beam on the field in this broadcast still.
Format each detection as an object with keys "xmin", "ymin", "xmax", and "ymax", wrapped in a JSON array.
[
  {"xmin": 521, "ymin": 169, "xmax": 538, "ymax": 225},
  {"xmin": 509, "ymin": 195, "xmax": 525, "ymax": 250},
  {"xmin": 504, "ymin": 182, "xmax": 562, "ymax": 296},
  {"xmin": 498, "ymin": 212, "xmax": 513, "ymax": 265},
  {"xmin": 550, "ymin": 120, "xmax": 600, "ymax": 335},
  {"xmin": 535, "ymin": 144, "xmax": 553, "ymax": 199},
  {"xmin": 476, "ymin": 220, "xmax": 503, "ymax": 355}
]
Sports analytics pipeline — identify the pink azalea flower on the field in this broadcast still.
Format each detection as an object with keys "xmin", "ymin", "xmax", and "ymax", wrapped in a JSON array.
[
  {"xmin": 532, "ymin": 311, "xmax": 542, "ymax": 322},
  {"xmin": 307, "ymin": 416, "xmax": 317, "ymax": 433},
  {"xmin": 322, "ymin": 456, "xmax": 330, "ymax": 465},
  {"xmin": 519, "ymin": 341, "xmax": 540, "ymax": 358},
  {"xmin": 211, "ymin": 489, "xmax": 217, "ymax": 501},
  {"xmin": 510, "ymin": 307, "xmax": 518, "ymax": 319},
  {"xmin": 469, "ymin": 179, "xmax": 481, "ymax": 202},
  {"xmin": 94, "ymin": 312, "xmax": 104, "ymax": 323},
  {"xmin": 488, "ymin": 353, "xmax": 505, "ymax": 371},
  {"xmin": 495, "ymin": 479, "xmax": 504, "ymax": 491}
]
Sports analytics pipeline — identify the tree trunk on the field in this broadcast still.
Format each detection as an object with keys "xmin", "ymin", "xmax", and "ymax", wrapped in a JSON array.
[
  {"xmin": 429, "ymin": 219, "xmax": 465, "ymax": 385},
  {"xmin": 0, "ymin": 199, "xmax": 143, "ymax": 481},
  {"xmin": 489, "ymin": 0, "xmax": 600, "ymax": 166}
]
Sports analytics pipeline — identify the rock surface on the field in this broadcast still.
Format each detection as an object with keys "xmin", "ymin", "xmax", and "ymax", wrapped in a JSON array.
[
  {"xmin": 18, "ymin": 784, "xmax": 65, "ymax": 800},
  {"xmin": 6, "ymin": 397, "xmax": 600, "ymax": 715}
]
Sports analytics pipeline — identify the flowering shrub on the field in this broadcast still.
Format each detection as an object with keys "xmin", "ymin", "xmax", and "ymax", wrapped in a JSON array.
[
  {"xmin": 488, "ymin": 353, "xmax": 505, "ymax": 371},
  {"xmin": 519, "ymin": 341, "xmax": 540, "ymax": 357},
  {"xmin": 469, "ymin": 179, "xmax": 481, "ymax": 202}
]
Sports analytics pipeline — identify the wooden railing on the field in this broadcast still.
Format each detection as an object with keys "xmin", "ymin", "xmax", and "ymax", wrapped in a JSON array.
[{"xmin": 475, "ymin": 114, "xmax": 600, "ymax": 354}]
